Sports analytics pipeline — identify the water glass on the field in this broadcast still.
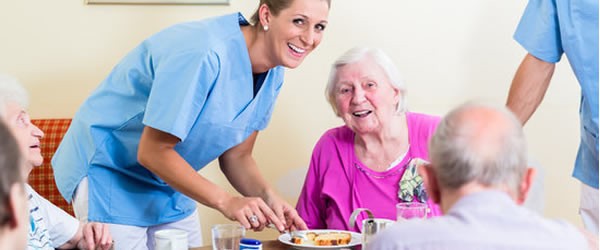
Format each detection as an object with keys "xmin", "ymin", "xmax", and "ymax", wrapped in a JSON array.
[
  {"xmin": 211, "ymin": 224, "xmax": 245, "ymax": 250},
  {"xmin": 396, "ymin": 202, "xmax": 428, "ymax": 222}
]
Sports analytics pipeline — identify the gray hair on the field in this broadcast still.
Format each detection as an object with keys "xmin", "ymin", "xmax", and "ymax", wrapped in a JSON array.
[
  {"xmin": 0, "ymin": 74, "xmax": 28, "ymax": 118},
  {"xmin": 325, "ymin": 47, "xmax": 407, "ymax": 116},
  {"xmin": 428, "ymin": 101, "xmax": 527, "ymax": 195}
]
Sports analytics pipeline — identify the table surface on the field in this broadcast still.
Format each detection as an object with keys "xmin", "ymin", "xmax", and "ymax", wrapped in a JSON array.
[{"xmin": 190, "ymin": 240, "xmax": 288, "ymax": 250}]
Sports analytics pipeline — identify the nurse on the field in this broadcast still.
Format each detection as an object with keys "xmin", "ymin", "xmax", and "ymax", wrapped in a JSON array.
[{"xmin": 51, "ymin": 0, "xmax": 331, "ymax": 249}]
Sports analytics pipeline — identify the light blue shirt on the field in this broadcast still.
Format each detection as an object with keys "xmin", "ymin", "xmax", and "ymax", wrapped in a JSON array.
[
  {"xmin": 52, "ymin": 13, "xmax": 284, "ymax": 226},
  {"xmin": 368, "ymin": 191, "xmax": 588, "ymax": 250},
  {"xmin": 514, "ymin": 0, "xmax": 599, "ymax": 188}
]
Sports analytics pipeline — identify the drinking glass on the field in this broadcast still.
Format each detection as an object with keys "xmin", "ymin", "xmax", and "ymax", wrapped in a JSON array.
[
  {"xmin": 396, "ymin": 202, "xmax": 428, "ymax": 222},
  {"xmin": 211, "ymin": 224, "xmax": 245, "ymax": 250}
]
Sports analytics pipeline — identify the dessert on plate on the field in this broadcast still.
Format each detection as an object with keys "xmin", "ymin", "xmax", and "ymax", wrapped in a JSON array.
[{"xmin": 291, "ymin": 231, "xmax": 351, "ymax": 246}]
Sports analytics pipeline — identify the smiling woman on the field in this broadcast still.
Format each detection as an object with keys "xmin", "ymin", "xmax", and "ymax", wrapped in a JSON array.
[
  {"xmin": 296, "ymin": 47, "xmax": 443, "ymax": 232},
  {"xmin": 246, "ymin": 0, "xmax": 330, "ymax": 71},
  {"xmin": 50, "ymin": 0, "xmax": 331, "ymax": 249}
]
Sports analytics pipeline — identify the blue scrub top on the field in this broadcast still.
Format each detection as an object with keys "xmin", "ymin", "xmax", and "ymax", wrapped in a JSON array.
[
  {"xmin": 514, "ymin": 0, "xmax": 599, "ymax": 188},
  {"xmin": 52, "ymin": 13, "xmax": 285, "ymax": 226}
]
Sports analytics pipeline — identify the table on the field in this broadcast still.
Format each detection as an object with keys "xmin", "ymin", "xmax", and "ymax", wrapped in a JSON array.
[{"xmin": 190, "ymin": 240, "xmax": 288, "ymax": 250}]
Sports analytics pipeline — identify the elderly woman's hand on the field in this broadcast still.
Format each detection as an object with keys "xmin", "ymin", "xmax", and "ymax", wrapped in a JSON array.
[
  {"xmin": 77, "ymin": 222, "xmax": 113, "ymax": 250},
  {"xmin": 266, "ymin": 194, "xmax": 308, "ymax": 232}
]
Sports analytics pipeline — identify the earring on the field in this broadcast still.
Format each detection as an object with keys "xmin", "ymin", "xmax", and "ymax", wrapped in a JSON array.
[{"xmin": 263, "ymin": 25, "xmax": 269, "ymax": 31}]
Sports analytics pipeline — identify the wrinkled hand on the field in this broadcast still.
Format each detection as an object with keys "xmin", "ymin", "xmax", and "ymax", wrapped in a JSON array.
[
  {"xmin": 266, "ymin": 195, "xmax": 308, "ymax": 232},
  {"xmin": 77, "ymin": 222, "xmax": 113, "ymax": 250},
  {"xmin": 221, "ymin": 196, "xmax": 284, "ymax": 232}
]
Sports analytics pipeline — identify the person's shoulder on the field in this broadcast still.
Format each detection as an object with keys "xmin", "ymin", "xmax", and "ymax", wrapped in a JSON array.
[
  {"xmin": 369, "ymin": 219, "xmax": 444, "ymax": 249},
  {"xmin": 321, "ymin": 125, "xmax": 352, "ymax": 142},
  {"xmin": 406, "ymin": 112, "xmax": 441, "ymax": 142},
  {"xmin": 147, "ymin": 13, "xmax": 242, "ymax": 54},
  {"xmin": 537, "ymin": 217, "xmax": 590, "ymax": 246},
  {"xmin": 156, "ymin": 12, "xmax": 239, "ymax": 36},
  {"xmin": 502, "ymin": 212, "xmax": 590, "ymax": 249},
  {"xmin": 268, "ymin": 66, "xmax": 285, "ymax": 85},
  {"xmin": 406, "ymin": 112, "xmax": 441, "ymax": 126},
  {"xmin": 25, "ymin": 184, "xmax": 69, "ymax": 217},
  {"xmin": 25, "ymin": 184, "xmax": 42, "ymax": 201},
  {"xmin": 311, "ymin": 125, "xmax": 352, "ymax": 152},
  {"xmin": 25, "ymin": 183, "xmax": 35, "ymax": 193}
]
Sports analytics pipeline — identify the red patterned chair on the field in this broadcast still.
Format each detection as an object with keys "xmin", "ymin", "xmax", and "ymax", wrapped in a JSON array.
[{"xmin": 29, "ymin": 119, "xmax": 74, "ymax": 216}]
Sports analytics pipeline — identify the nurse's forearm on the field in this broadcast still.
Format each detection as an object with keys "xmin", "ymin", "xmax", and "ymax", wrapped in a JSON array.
[
  {"xmin": 138, "ymin": 126, "xmax": 233, "ymax": 210},
  {"xmin": 220, "ymin": 153, "xmax": 275, "ymax": 201},
  {"xmin": 219, "ymin": 131, "xmax": 275, "ymax": 201},
  {"xmin": 506, "ymin": 53, "xmax": 555, "ymax": 125}
]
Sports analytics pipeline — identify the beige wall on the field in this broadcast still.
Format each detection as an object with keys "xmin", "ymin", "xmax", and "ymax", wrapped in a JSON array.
[{"xmin": 0, "ymin": 0, "xmax": 584, "ymax": 244}]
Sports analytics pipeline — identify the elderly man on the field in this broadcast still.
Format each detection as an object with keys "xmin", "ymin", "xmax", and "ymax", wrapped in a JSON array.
[
  {"xmin": 0, "ymin": 74, "xmax": 113, "ymax": 250},
  {"xmin": 0, "ymin": 120, "xmax": 29, "ymax": 250},
  {"xmin": 368, "ymin": 102, "xmax": 593, "ymax": 250}
]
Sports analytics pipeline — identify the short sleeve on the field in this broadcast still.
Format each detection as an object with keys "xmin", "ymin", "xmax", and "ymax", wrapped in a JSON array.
[
  {"xmin": 143, "ymin": 50, "xmax": 219, "ymax": 141},
  {"xmin": 514, "ymin": 0, "xmax": 563, "ymax": 63}
]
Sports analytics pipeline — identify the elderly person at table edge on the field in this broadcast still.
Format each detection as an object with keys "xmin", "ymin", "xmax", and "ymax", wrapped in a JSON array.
[
  {"xmin": 296, "ymin": 47, "xmax": 443, "ymax": 231},
  {"xmin": 0, "ymin": 74, "xmax": 113, "ymax": 250},
  {"xmin": 368, "ymin": 101, "xmax": 597, "ymax": 250}
]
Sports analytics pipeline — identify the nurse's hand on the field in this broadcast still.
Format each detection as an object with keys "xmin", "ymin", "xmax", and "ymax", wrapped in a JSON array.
[
  {"xmin": 266, "ymin": 194, "xmax": 308, "ymax": 232},
  {"xmin": 220, "ymin": 195, "xmax": 285, "ymax": 232}
]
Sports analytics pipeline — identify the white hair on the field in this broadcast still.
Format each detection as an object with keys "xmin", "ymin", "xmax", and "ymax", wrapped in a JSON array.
[
  {"xmin": 0, "ymin": 74, "xmax": 28, "ymax": 118},
  {"xmin": 325, "ymin": 47, "xmax": 407, "ymax": 116},
  {"xmin": 428, "ymin": 101, "xmax": 527, "ymax": 195}
]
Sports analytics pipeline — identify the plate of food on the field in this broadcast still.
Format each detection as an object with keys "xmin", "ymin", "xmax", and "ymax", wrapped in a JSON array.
[{"xmin": 278, "ymin": 229, "xmax": 361, "ymax": 249}]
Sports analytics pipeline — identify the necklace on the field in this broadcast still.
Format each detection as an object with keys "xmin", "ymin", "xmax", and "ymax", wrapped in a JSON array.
[{"xmin": 353, "ymin": 157, "xmax": 411, "ymax": 179}]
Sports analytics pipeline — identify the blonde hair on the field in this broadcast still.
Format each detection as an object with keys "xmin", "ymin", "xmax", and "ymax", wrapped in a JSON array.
[{"xmin": 250, "ymin": 0, "xmax": 332, "ymax": 29}]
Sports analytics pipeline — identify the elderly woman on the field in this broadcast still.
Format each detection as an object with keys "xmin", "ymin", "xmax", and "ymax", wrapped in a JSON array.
[
  {"xmin": 296, "ymin": 47, "xmax": 442, "ymax": 231},
  {"xmin": 0, "ymin": 74, "xmax": 113, "ymax": 250}
]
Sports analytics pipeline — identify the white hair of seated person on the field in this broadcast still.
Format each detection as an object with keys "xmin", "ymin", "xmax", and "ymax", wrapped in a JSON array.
[
  {"xmin": 0, "ymin": 74, "xmax": 28, "ymax": 118},
  {"xmin": 325, "ymin": 47, "xmax": 408, "ymax": 116},
  {"xmin": 429, "ymin": 101, "xmax": 528, "ymax": 197}
]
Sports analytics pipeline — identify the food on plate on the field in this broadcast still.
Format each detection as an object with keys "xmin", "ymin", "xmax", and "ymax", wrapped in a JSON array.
[
  {"xmin": 291, "ymin": 232, "xmax": 316, "ymax": 244},
  {"xmin": 314, "ymin": 232, "xmax": 351, "ymax": 246},
  {"xmin": 290, "ymin": 231, "xmax": 351, "ymax": 246},
  {"xmin": 291, "ymin": 236, "xmax": 304, "ymax": 244}
]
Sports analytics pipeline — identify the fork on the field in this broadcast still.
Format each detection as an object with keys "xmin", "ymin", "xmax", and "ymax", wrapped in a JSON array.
[{"xmin": 267, "ymin": 223, "xmax": 298, "ymax": 238}]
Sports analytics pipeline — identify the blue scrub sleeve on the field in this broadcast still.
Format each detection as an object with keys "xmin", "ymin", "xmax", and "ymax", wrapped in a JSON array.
[
  {"xmin": 514, "ymin": 0, "xmax": 564, "ymax": 63},
  {"xmin": 143, "ymin": 50, "xmax": 219, "ymax": 141}
]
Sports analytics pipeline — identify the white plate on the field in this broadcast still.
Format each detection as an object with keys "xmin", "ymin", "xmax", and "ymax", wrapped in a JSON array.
[{"xmin": 278, "ymin": 229, "xmax": 361, "ymax": 249}]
